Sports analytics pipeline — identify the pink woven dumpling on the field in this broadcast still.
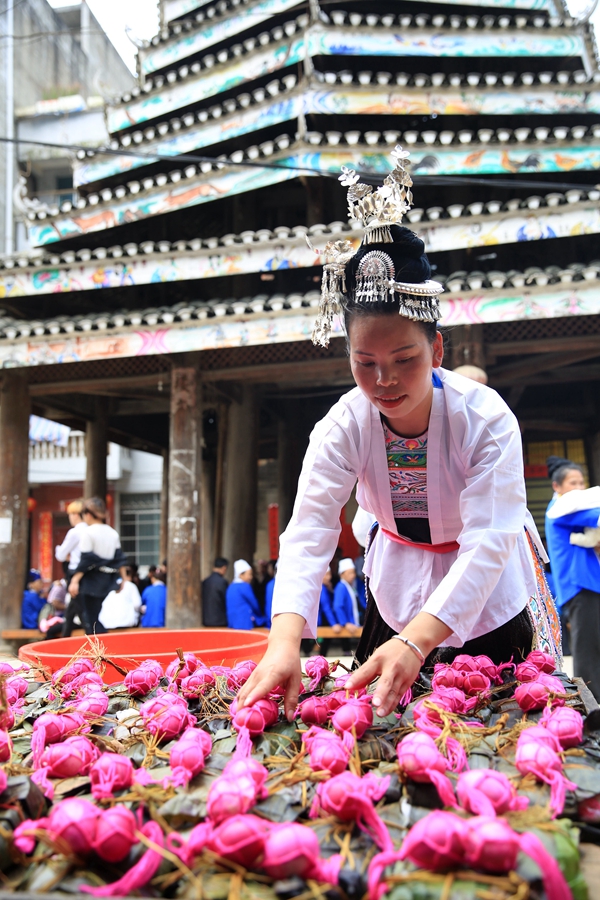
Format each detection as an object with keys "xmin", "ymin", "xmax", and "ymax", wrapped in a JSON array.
[
  {"xmin": 207, "ymin": 813, "xmax": 270, "ymax": 868},
  {"xmin": 33, "ymin": 734, "xmax": 99, "ymax": 787},
  {"xmin": 47, "ymin": 797, "xmax": 100, "ymax": 856},
  {"xmin": 303, "ymin": 725, "xmax": 353, "ymax": 775},
  {"xmin": 541, "ymin": 706, "xmax": 583, "ymax": 749},
  {"xmin": 399, "ymin": 810, "xmax": 467, "ymax": 870},
  {"xmin": 331, "ymin": 697, "xmax": 373, "ymax": 739},
  {"xmin": 262, "ymin": 823, "xmax": 321, "ymax": 880},
  {"xmin": 578, "ymin": 794, "xmax": 600, "ymax": 823},
  {"xmin": 515, "ymin": 660, "xmax": 541, "ymax": 683},
  {"xmin": 456, "ymin": 769, "xmax": 529, "ymax": 817},
  {"xmin": 124, "ymin": 666, "xmax": 160, "ymax": 697},
  {"xmin": 93, "ymin": 806, "xmax": 137, "ymax": 863},
  {"xmin": 514, "ymin": 678, "xmax": 565, "ymax": 712},
  {"xmin": 227, "ymin": 661, "xmax": 257, "ymax": 691},
  {"xmin": 180, "ymin": 667, "xmax": 216, "ymax": 698},
  {"xmin": 165, "ymin": 653, "xmax": 200, "ymax": 684},
  {"xmin": 515, "ymin": 733, "xmax": 577, "ymax": 816},
  {"xmin": 206, "ymin": 775, "xmax": 258, "ymax": 823},
  {"xmin": 139, "ymin": 692, "xmax": 195, "ymax": 740},
  {"xmin": 90, "ymin": 752, "xmax": 134, "ymax": 800},
  {"xmin": 224, "ymin": 757, "xmax": 269, "ymax": 798},
  {"xmin": 0, "ymin": 729, "xmax": 12, "ymax": 763},
  {"xmin": 526, "ymin": 650, "xmax": 556, "ymax": 674},
  {"xmin": 298, "ymin": 696, "xmax": 330, "ymax": 727},
  {"xmin": 397, "ymin": 732, "xmax": 458, "ymax": 808}
]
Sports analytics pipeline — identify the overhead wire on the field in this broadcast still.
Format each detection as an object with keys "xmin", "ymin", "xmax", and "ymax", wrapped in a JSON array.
[{"xmin": 1, "ymin": 135, "xmax": 599, "ymax": 193}]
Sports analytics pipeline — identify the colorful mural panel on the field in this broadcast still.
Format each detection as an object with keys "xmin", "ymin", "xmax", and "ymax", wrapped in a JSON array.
[
  {"xmin": 82, "ymin": 88, "xmax": 600, "ymax": 186},
  {"xmin": 11, "ymin": 204, "xmax": 600, "ymax": 298},
  {"xmin": 80, "ymin": 96, "xmax": 301, "ymax": 185},
  {"xmin": 421, "ymin": 204, "xmax": 600, "ymax": 253},
  {"xmin": 162, "ymin": 0, "xmax": 557, "ymax": 19},
  {"xmin": 140, "ymin": 0, "xmax": 302, "ymax": 75},
  {"xmin": 139, "ymin": 22, "xmax": 586, "ymax": 81},
  {"xmin": 31, "ymin": 147, "xmax": 600, "ymax": 246},
  {"xmin": 1, "ymin": 284, "xmax": 599, "ymax": 369},
  {"xmin": 163, "ymin": 0, "xmax": 213, "ymax": 24},
  {"xmin": 107, "ymin": 39, "xmax": 303, "ymax": 133},
  {"xmin": 0, "ymin": 240, "xmax": 328, "ymax": 298}
]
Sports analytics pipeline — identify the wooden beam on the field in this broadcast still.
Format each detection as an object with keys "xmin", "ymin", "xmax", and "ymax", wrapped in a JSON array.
[
  {"xmin": 113, "ymin": 398, "xmax": 171, "ymax": 416},
  {"xmin": 29, "ymin": 372, "xmax": 171, "ymax": 397},
  {"xmin": 489, "ymin": 348, "xmax": 600, "ymax": 385},
  {"xmin": 202, "ymin": 357, "xmax": 352, "ymax": 384},
  {"xmin": 519, "ymin": 418, "xmax": 585, "ymax": 435},
  {"xmin": 505, "ymin": 364, "xmax": 600, "ymax": 387},
  {"xmin": 486, "ymin": 335, "xmax": 600, "ymax": 359}
]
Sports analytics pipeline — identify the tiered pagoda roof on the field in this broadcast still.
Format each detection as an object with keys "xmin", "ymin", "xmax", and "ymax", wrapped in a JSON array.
[{"xmin": 7, "ymin": 0, "xmax": 600, "ymax": 381}]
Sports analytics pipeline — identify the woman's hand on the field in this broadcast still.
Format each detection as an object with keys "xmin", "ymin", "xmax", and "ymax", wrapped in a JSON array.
[
  {"xmin": 345, "ymin": 612, "xmax": 453, "ymax": 716},
  {"xmin": 237, "ymin": 613, "xmax": 306, "ymax": 722},
  {"xmin": 345, "ymin": 622, "xmax": 360, "ymax": 635},
  {"xmin": 345, "ymin": 639, "xmax": 421, "ymax": 716},
  {"xmin": 68, "ymin": 579, "xmax": 79, "ymax": 597}
]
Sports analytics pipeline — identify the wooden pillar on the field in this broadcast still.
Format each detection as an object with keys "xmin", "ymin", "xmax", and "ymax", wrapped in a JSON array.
[
  {"xmin": 212, "ymin": 400, "xmax": 229, "ymax": 560},
  {"xmin": 0, "ymin": 370, "xmax": 30, "ymax": 632},
  {"xmin": 84, "ymin": 396, "xmax": 108, "ymax": 500},
  {"xmin": 159, "ymin": 448, "xmax": 169, "ymax": 565},
  {"xmin": 449, "ymin": 324, "xmax": 486, "ymax": 371},
  {"xmin": 222, "ymin": 384, "xmax": 258, "ymax": 572},
  {"xmin": 167, "ymin": 364, "xmax": 203, "ymax": 628},
  {"xmin": 277, "ymin": 414, "xmax": 295, "ymax": 534}
]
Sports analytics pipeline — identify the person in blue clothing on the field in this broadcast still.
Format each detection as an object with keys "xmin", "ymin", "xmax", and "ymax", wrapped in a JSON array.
[
  {"xmin": 264, "ymin": 563, "xmax": 278, "ymax": 625},
  {"xmin": 21, "ymin": 569, "xmax": 46, "ymax": 629},
  {"xmin": 332, "ymin": 558, "xmax": 362, "ymax": 634},
  {"xmin": 226, "ymin": 559, "xmax": 266, "ymax": 629},
  {"xmin": 318, "ymin": 568, "xmax": 337, "ymax": 629},
  {"xmin": 141, "ymin": 571, "xmax": 167, "ymax": 627},
  {"xmin": 545, "ymin": 456, "xmax": 600, "ymax": 700}
]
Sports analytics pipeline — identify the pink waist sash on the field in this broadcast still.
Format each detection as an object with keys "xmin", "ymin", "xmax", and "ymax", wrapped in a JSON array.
[{"xmin": 381, "ymin": 527, "xmax": 459, "ymax": 555}]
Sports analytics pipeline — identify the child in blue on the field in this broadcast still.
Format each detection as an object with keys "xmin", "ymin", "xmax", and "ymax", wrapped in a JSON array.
[
  {"xmin": 22, "ymin": 569, "xmax": 46, "ymax": 629},
  {"xmin": 226, "ymin": 559, "xmax": 266, "ymax": 629},
  {"xmin": 141, "ymin": 572, "xmax": 167, "ymax": 627},
  {"xmin": 332, "ymin": 558, "xmax": 363, "ymax": 633}
]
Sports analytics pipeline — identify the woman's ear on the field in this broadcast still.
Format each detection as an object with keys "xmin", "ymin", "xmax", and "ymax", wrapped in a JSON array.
[{"xmin": 432, "ymin": 331, "xmax": 444, "ymax": 368}]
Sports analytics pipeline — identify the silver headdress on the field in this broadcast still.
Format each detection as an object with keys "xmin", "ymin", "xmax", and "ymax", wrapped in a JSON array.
[{"xmin": 311, "ymin": 145, "xmax": 444, "ymax": 347}]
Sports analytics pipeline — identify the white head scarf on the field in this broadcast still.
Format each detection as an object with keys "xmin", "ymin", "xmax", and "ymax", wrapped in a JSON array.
[
  {"xmin": 338, "ymin": 558, "xmax": 356, "ymax": 576},
  {"xmin": 233, "ymin": 559, "xmax": 252, "ymax": 582}
]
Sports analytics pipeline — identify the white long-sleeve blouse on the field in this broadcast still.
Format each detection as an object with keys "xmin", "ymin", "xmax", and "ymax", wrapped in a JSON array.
[{"xmin": 272, "ymin": 367, "xmax": 542, "ymax": 646}]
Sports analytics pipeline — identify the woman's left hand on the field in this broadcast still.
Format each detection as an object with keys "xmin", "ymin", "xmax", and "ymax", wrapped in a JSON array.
[{"xmin": 345, "ymin": 638, "xmax": 421, "ymax": 716}]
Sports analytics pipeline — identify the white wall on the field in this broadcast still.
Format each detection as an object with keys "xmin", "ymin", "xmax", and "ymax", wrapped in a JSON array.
[{"xmin": 114, "ymin": 450, "xmax": 163, "ymax": 494}]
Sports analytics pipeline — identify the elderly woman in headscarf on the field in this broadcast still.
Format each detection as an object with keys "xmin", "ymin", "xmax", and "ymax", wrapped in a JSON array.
[{"xmin": 226, "ymin": 560, "xmax": 266, "ymax": 629}]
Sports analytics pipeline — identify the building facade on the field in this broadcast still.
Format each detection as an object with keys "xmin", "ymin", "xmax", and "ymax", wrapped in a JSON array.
[{"xmin": 1, "ymin": 0, "xmax": 600, "ymax": 635}]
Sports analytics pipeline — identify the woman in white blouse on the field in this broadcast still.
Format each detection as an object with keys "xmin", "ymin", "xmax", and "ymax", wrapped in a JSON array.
[
  {"xmin": 238, "ymin": 150, "xmax": 560, "ymax": 721},
  {"xmin": 55, "ymin": 499, "xmax": 87, "ymax": 576}
]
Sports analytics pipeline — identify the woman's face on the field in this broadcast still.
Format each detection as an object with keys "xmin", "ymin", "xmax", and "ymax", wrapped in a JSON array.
[
  {"xmin": 348, "ymin": 314, "xmax": 443, "ymax": 434},
  {"xmin": 553, "ymin": 468, "xmax": 585, "ymax": 495}
]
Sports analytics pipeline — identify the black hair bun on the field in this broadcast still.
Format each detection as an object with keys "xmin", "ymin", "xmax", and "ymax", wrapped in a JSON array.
[
  {"xmin": 345, "ymin": 225, "xmax": 431, "ymax": 292},
  {"xmin": 387, "ymin": 225, "xmax": 426, "ymax": 258},
  {"xmin": 546, "ymin": 455, "xmax": 571, "ymax": 479}
]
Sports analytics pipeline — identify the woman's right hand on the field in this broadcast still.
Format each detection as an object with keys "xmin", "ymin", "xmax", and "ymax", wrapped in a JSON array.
[{"xmin": 237, "ymin": 613, "xmax": 305, "ymax": 721}]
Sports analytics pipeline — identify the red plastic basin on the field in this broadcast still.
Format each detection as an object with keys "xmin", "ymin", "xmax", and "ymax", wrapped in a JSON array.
[{"xmin": 19, "ymin": 628, "xmax": 268, "ymax": 684}]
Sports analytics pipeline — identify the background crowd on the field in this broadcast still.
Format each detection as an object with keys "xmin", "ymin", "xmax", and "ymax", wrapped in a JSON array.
[
  {"xmin": 21, "ymin": 497, "xmax": 168, "ymax": 638},
  {"xmin": 23, "ymin": 456, "xmax": 600, "ymax": 700}
]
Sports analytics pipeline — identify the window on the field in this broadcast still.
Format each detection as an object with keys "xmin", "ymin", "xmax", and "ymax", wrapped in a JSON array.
[
  {"xmin": 524, "ymin": 440, "xmax": 589, "ymax": 541},
  {"xmin": 120, "ymin": 493, "xmax": 161, "ymax": 567}
]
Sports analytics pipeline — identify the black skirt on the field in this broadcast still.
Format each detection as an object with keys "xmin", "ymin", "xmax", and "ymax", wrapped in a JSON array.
[{"xmin": 355, "ymin": 588, "xmax": 534, "ymax": 669}]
